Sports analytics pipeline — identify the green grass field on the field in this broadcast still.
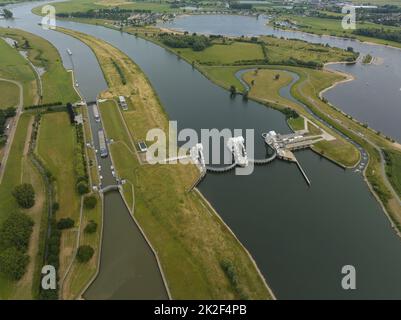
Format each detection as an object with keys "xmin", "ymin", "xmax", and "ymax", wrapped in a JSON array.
[
  {"xmin": 287, "ymin": 116, "xmax": 305, "ymax": 131},
  {"xmin": 0, "ymin": 80, "xmax": 19, "ymax": 109},
  {"xmin": 0, "ymin": 37, "xmax": 37, "ymax": 107},
  {"xmin": 385, "ymin": 149, "xmax": 401, "ymax": 197},
  {"xmin": 36, "ymin": 112, "xmax": 81, "ymax": 281},
  {"xmin": 36, "ymin": 112, "xmax": 80, "ymax": 222},
  {"xmin": 260, "ymin": 36, "xmax": 355, "ymax": 64},
  {"xmin": 177, "ymin": 42, "xmax": 265, "ymax": 65},
  {"xmin": 0, "ymin": 28, "xmax": 80, "ymax": 104},
  {"xmin": 201, "ymin": 65, "xmax": 246, "ymax": 91}
]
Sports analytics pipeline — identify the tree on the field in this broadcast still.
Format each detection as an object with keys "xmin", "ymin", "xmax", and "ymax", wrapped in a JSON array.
[
  {"xmin": 229, "ymin": 85, "xmax": 237, "ymax": 96},
  {"xmin": 0, "ymin": 248, "xmax": 29, "ymax": 280},
  {"xmin": 274, "ymin": 74, "xmax": 280, "ymax": 80},
  {"xmin": 83, "ymin": 195, "xmax": 97, "ymax": 209},
  {"xmin": 23, "ymin": 39, "xmax": 30, "ymax": 49},
  {"xmin": 76, "ymin": 245, "xmax": 94, "ymax": 263},
  {"xmin": 0, "ymin": 212, "xmax": 34, "ymax": 251},
  {"xmin": 84, "ymin": 220, "xmax": 98, "ymax": 234},
  {"xmin": 77, "ymin": 181, "xmax": 89, "ymax": 195},
  {"xmin": 66, "ymin": 103, "xmax": 75, "ymax": 124},
  {"xmin": 57, "ymin": 218, "xmax": 75, "ymax": 230},
  {"xmin": 3, "ymin": 9, "xmax": 13, "ymax": 19},
  {"xmin": 12, "ymin": 183, "xmax": 35, "ymax": 209}
]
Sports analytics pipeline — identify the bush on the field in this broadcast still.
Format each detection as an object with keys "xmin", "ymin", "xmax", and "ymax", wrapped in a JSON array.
[
  {"xmin": 52, "ymin": 202, "xmax": 60, "ymax": 212},
  {"xmin": 84, "ymin": 220, "xmax": 98, "ymax": 234},
  {"xmin": 83, "ymin": 195, "xmax": 97, "ymax": 209},
  {"xmin": 0, "ymin": 247, "xmax": 29, "ymax": 280},
  {"xmin": 77, "ymin": 181, "xmax": 89, "ymax": 195},
  {"xmin": 56, "ymin": 218, "xmax": 75, "ymax": 230},
  {"xmin": 76, "ymin": 245, "xmax": 94, "ymax": 263},
  {"xmin": 12, "ymin": 183, "xmax": 35, "ymax": 209},
  {"xmin": 0, "ymin": 212, "xmax": 34, "ymax": 251}
]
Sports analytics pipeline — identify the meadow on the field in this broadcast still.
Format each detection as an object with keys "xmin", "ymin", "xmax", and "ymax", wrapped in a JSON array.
[
  {"xmin": 36, "ymin": 112, "xmax": 81, "ymax": 281},
  {"xmin": 0, "ymin": 37, "xmax": 37, "ymax": 107},
  {"xmin": 0, "ymin": 28, "xmax": 80, "ymax": 105}
]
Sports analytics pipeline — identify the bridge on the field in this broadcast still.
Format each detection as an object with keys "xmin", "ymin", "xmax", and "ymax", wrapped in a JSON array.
[{"xmin": 100, "ymin": 185, "xmax": 120, "ymax": 193}]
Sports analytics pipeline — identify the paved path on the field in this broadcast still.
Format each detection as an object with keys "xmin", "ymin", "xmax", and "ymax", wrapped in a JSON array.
[{"xmin": 0, "ymin": 78, "xmax": 23, "ymax": 184}]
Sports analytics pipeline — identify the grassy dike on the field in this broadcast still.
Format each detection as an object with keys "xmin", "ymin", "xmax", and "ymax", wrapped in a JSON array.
[
  {"xmin": 58, "ymin": 27, "xmax": 273, "ymax": 299},
  {"xmin": 0, "ymin": 28, "xmax": 80, "ymax": 105}
]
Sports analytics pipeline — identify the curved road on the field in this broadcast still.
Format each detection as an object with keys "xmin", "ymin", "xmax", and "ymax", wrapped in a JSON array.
[{"xmin": 0, "ymin": 78, "xmax": 23, "ymax": 184}]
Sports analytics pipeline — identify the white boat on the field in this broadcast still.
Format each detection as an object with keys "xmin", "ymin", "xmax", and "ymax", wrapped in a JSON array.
[{"xmin": 67, "ymin": 48, "xmax": 72, "ymax": 55}]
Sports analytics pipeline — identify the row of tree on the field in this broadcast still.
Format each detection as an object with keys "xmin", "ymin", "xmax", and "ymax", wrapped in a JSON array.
[
  {"xmin": 0, "ymin": 183, "xmax": 36, "ymax": 281},
  {"xmin": 159, "ymin": 33, "xmax": 212, "ymax": 51},
  {"xmin": 353, "ymin": 28, "xmax": 401, "ymax": 44}
]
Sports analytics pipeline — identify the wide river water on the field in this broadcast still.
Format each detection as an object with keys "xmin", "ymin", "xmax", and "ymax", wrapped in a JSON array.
[{"xmin": 2, "ymin": 2, "xmax": 401, "ymax": 299}]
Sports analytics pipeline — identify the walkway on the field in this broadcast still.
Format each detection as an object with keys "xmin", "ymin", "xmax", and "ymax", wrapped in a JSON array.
[{"xmin": 0, "ymin": 78, "xmax": 23, "ymax": 184}]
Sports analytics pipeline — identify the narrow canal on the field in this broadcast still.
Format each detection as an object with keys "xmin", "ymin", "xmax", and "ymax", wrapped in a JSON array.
[{"xmin": 2, "ymin": 2, "xmax": 401, "ymax": 299}]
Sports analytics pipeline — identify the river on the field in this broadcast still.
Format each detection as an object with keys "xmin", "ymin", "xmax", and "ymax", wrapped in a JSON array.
[{"xmin": 2, "ymin": 2, "xmax": 401, "ymax": 299}]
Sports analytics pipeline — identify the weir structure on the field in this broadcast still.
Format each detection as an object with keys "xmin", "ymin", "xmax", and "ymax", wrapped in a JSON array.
[{"xmin": 188, "ymin": 129, "xmax": 319, "ymax": 189}]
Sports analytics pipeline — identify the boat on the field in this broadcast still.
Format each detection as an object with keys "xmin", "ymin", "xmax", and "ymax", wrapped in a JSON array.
[{"xmin": 67, "ymin": 48, "xmax": 72, "ymax": 55}]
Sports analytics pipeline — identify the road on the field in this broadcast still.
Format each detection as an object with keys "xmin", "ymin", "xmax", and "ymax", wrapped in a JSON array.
[{"xmin": 0, "ymin": 78, "xmax": 23, "ymax": 184}]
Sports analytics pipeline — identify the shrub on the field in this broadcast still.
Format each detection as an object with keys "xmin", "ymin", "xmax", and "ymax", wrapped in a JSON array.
[
  {"xmin": 56, "ymin": 218, "xmax": 75, "ymax": 230},
  {"xmin": 52, "ymin": 202, "xmax": 60, "ymax": 212},
  {"xmin": 0, "ymin": 247, "xmax": 29, "ymax": 280},
  {"xmin": 12, "ymin": 183, "xmax": 35, "ymax": 209},
  {"xmin": 84, "ymin": 220, "xmax": 98, "ymax": 234},
  {"xmin": 76, "ymin": 245, "xmax": 94, "ymax": 263},
  {"xmin": 83, "ymin": 195, "xmax": 97, "ymax": 209},
  {"xmin": 77, "ymin": 181, "xmax": 89, "ymax": 195}
]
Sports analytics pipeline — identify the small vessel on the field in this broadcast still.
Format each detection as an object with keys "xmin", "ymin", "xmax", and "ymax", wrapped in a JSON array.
[
  {"xmin": 67, "ymin": 48, "xmax": 72, "ymax": 55},
  {"xmin": 75, "ymin": 80, "xmax": 79, "ymax": 87}
]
